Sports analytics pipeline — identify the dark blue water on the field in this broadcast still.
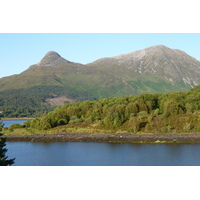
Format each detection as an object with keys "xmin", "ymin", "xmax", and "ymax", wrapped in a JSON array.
[
  {"xmin": 2, "ymin": 120, "xmax": 27, "ymax": 127},
  {"xmin": 6, "ymin": 142, "xmax": 200, "ymax": 166}
]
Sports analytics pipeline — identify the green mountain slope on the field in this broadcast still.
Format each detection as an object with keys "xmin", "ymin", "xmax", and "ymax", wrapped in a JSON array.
[{"xmin": 1, "ymin": 45, "xmax": 200, "ymax": 117}]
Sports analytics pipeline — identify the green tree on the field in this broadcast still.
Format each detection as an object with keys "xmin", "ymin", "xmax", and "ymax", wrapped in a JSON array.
[
  {"xmin": 0, "ymin": 121, "xmax": 15, "ymax": 166},
  {"xmin": 39, "ymin": 114, "xmax": 52, "ymax": 130}
]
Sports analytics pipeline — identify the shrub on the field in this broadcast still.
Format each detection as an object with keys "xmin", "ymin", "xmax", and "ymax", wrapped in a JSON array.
[
  {"xmin": 152, "ymin": 108, "xmax": 160, "ymax": 116},
  {"xmin": 161, "ymin": 123, "xmax": 172, "ymax": 133},
  {"xmin": 195, "ymin": 126, "xmax": 200, "ymax": 132},
  {"xmin": 128, "ymin": 117, "xmax": 147, "ymax": 133},
  {"xmin": 137, "ymin": 111, "xmax": 148, "ymax": 118},
  {"xmin": 183, "ymin": 123, "xmax": 191, "ymax": 132},
  {"xmin": 22, "ymin": 120, "xmax": 32, "ymax": 128},
  {"xmin": 9, "ymin": 123, "xmax": 23, "ymax": 129},
  {"xmin": 128, "ymin": 117, "xmax": 139, "ymax": 133},
  {"xmin": 69, "ymin": 118, "xmax": 83, "ymax": 124},
  {"xmin": 58, "ymin": 119, "xmax": 68, "ymax": 125},
  {"xmin": 2, "ymin": 127, "xmax": 9, "ymax": 131}
]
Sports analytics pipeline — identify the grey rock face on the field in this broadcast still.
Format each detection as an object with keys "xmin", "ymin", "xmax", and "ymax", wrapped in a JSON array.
[{"xmin": 88, "ymin": 45, "xmax": 200, "ymax": 87}]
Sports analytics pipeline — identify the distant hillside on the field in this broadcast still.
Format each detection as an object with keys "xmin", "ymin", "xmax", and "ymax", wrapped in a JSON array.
[
  {"xmin": 1, "ymin": 45, "xmax": 200, "ymax": 117},
  {"xmin": 88, "ymin": 45, "xmax": 200, "ymax": 94}
]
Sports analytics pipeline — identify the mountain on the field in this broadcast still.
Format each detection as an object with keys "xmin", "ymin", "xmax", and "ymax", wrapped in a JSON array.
[
  {"xmin": 36, "ymin": 51, "xmax": 70, "ymax": 67},
  {"xmin": 1, "ymin": 45, "xmax": 200, "ymax": 117},
  {"xmin": 88, "ymin": 45, "xmax": 200, "ymax": 93}
]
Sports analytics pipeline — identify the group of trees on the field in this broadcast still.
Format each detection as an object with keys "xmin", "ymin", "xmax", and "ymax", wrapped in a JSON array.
[
  {"xmin": 0, "ymin": 85, "xmax": 96, "ymax": 118},
  {"xmin": 27, "ymin": 85, "xmax": 200, "ymax": 133},
  {"xmin": 0, "ymin": 121, "xmax": 15, "ymax": 166}
]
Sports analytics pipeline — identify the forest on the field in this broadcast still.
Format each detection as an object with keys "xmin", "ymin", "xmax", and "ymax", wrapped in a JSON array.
[
  {"xmin": 0, "ymin": 85, "xmax": 96, "ymax": 118},
  {"xmin": 18, "ymin": 85, "xmax": 200, "ymax": 134}
]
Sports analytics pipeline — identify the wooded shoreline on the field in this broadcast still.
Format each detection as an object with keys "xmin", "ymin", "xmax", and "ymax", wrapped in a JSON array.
[{"xmin": 4, "ymin": 132, "xmax": 200, "ymax": 143}]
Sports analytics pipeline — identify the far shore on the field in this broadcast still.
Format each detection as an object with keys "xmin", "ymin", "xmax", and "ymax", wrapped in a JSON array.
[
  {"xmin": 4, "ymin": 132, "xmax": 200, "ymax": 143},
  {"xmin": 1, "ymin": 118, "xmax": 33, "ymax": 121}
]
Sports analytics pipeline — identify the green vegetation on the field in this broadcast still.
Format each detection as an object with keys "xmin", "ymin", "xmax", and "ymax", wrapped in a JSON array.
[
  {"xmin": 0, "ymin": 121, "xmax": 15, "ymax": 166},
  {"xmin": 7, "ymin": 85, "xmax": 200, "ymax": 135},
  {"xmin": 0, "ymin": 85, "xmax": 96, "ymax": 118}
]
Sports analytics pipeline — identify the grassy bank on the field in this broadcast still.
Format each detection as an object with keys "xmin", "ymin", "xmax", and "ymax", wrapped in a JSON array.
[
  {"xmin": 2, "ymin": 119, "xmax": 200, "ymax": 143},
  {"xmin": 1, "ymin": 119, "xmax": 200, "ymax": 137}
]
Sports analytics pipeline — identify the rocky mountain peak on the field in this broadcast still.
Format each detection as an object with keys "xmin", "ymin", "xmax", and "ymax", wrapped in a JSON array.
[
  {"xmin": 89, "ymin": 45, "xmax": 173, "ymax": 65},
  {"xmin": 147, "ymin": 45, "xmax": 169, "ymax": 50},
  {"xmin": 45, "ymin": 51, "xmax": 61, "ymax": 58},
  {"xmin": 37, "ymin": 51, "xmax": 70, "ymax": 67}
]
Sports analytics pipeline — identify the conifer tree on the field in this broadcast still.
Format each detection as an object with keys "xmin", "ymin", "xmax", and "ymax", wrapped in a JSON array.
[{"xmin": 0, "ymin": 121, "xmax": 15, "ymax": 166}]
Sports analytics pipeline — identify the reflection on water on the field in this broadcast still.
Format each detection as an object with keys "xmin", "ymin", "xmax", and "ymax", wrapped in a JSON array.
[{"xmin": 6, "ymin": 142, "xmax": 200, "ymax": 166}]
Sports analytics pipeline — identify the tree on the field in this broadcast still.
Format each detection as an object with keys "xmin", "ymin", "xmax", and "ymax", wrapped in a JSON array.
[{"xmin": 0, "ymin": 121, "xmax": 15, "ymax": 166}]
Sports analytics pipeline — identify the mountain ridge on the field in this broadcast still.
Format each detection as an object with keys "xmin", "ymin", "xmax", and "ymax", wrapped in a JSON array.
[
  {"xmin": 88, "ymin": 45, "xmax": 199, "ymax": 63},
  {"xmin": 86, "ymin": 45, "xmax": 200, "ymax": 91},
  {"xmin": 1, "ymin": 45, "xmax": 200, "ymax": 117},
  {"xmin": 1, "ymin": 45, "xmax": 200, "ymax": 93}
]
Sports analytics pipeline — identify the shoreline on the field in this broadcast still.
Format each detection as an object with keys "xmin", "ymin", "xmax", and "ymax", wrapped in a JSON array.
[
  {"xmin": 1, "ymin": 118, "xmax": 33, "ymax": 121},
  {"xmin": 4, "ymin": 132, "xmax": 200, "ymax": 143}
]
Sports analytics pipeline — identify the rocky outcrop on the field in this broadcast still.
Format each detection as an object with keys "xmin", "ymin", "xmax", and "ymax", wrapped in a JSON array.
[{"xmin": 37, "ymin": 51, "xmax": 71, "ymax": 67}]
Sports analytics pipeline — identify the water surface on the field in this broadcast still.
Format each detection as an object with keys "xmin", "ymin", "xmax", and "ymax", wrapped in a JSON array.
[
  {"xmin": 6, "ymin": 142, "xmax": 200, "ymax": 166},
  {"xmin": 2, "ymin": 120, "xmax": 27, "ymax": 127}
]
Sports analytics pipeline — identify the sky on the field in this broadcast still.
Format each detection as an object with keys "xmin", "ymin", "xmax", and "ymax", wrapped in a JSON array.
[{"xmin": 0, "ymin": 33, "xmax": 200, "ymax": 78}]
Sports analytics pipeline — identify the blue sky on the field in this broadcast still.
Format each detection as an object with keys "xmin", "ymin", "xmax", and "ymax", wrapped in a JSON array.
[{"xmin": 0, "ymin": 33, "xmax": 200, "ymax": 78}]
